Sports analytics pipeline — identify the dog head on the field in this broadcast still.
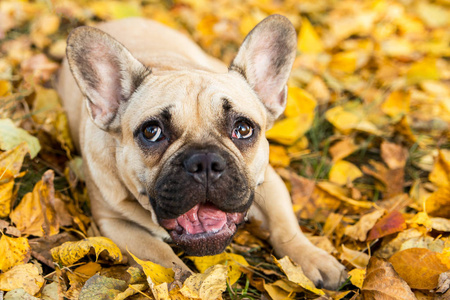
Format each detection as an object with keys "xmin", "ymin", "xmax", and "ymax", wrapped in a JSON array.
[{"xmin": 66, "ymin": 15, "xmax": 297, "ymax": 256}]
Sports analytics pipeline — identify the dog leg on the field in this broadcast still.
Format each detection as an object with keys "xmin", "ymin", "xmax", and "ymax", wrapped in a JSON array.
[{"xmin": 250, "ymin": 165, "xmax": 347, "ymax": 290}]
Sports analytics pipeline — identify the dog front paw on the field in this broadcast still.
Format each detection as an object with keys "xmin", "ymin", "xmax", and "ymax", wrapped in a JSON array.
[{"xmin": 291, "ymin": 244, "xmax": 347, "ymax": 290}]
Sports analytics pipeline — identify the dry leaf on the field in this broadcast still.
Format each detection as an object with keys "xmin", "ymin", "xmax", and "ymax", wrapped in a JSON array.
[
  {"xmin": 348, "ymin": 268, "xmax": 365, "ymax": 289},
  {"xmin": 0, "ymin": 119, "xmax": 40, "ymax": 158},
  {"xmin": 179, "ymin": 265, "xmax": 227, "ymax": 300},
  {"xmin": 340, "ymin": 245, "xmax": 370, "ymax": 269},
  {"xmin": 274, "ymin": 256, "xmax": 324, "ymax": 295},
  {"xmin": 51, "ymin": 237, "xmax": 123, "ymax": 266},
  {"xmin": 0, "ymin": 235, "xmax": 31, "ymax": 272},
  {"xmin": 329, "ymin": 160, "xmax": 363, "ymax": 185},
  {"xmin": 0, "ymin": 263, "xmax": 44, "ymax": 295},
  {"xmin": 345, "ymin": 209, "xmax": 385, "ymax": 242},
  {"xmin": 389, "ymin": 248, "xmax": 449, "ymax": 290},
  {"xmin": 188, "ymin": 252, "xmax": 248, "ymax": 285},
  {"xmin": 78, "ymin": 274, "xmax": 127, "ymax": 300},
  {"xmin": 361, "ymin": 257, "xmax": 415, "ymax": 300},
  {"xmin": 129, "ymin": 252, "xmax": 174, "ymax": 285},
  {"xmin": 10, "ymin": 170, "xmax": 59, "ymax": 237},
  {"xmin": 367, "ymin": 210, "xmax": 406, "ymax": 241}
]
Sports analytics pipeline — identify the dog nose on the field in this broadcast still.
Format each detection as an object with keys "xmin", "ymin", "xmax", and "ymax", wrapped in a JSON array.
[{"xmin": 184, "ymin": 152, "xmax": 226, "ymax": 183}]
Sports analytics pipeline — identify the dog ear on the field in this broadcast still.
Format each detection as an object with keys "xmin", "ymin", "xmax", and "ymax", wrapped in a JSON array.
[
  {"xmin": 66, "ymin": 26, "xmax": 151, "ymax": 131},
  {"xmin": 229, "ymin": 15, "xmax": 297, "ymax": 125}
]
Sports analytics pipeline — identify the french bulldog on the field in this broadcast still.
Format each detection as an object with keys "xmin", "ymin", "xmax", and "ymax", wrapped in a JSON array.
[{"xmin": 57, "ymin": 15, "xmax": 347, "ymax": 290}]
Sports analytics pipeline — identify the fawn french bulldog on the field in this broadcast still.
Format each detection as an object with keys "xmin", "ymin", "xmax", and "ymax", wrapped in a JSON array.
[{"xmin": 57, "ymin": 15, "xmax": 347, "ymax": 289}]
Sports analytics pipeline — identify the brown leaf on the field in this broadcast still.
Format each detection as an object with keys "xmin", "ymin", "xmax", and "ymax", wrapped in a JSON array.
[
  {"xmin": 389, "ymin": 248, "xmax": 449, "ymax": 290},
  {"xmin": 362, "ymin": 161, "xmax": 404, "ymax": 198},
  {"xmin": 381, "ymin": 141, "xmax": 408, "ymax": 170},
  {"xmin": 361, "ymin": 257, "xmax": 416, "ymax": 300},
  {"xmin": 367, "ymin": 210, "xmax": 406, "ymax": 241}
]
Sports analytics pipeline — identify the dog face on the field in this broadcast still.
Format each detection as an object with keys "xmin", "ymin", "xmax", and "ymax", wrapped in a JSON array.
[{"xmin": 66, "ymin": 15, "xmax": 297, "ymax": 255}]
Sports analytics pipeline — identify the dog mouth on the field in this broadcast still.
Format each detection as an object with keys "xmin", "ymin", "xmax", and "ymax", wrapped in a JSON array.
[{"xmin": 159, "ymin": 203, "xmax": 245, "ymax": 256}]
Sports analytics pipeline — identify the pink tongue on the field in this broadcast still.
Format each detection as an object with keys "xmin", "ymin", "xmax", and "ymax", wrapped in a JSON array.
[{"xmin": 177, "ymin": 203, "xmax": 227, "ymax": 234}]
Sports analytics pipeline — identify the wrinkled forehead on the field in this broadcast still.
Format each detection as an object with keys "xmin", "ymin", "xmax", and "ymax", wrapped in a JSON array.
[{"xmin": 125, "ymin": 71, "xmax": 267, "ymax": 132}]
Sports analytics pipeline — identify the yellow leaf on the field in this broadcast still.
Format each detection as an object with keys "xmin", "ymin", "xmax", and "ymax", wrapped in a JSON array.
[
  {"xmin": 0, "ymin": 80, "xmax": 12, "ymax": 97},
  {"xmin": 88, "ymin": 1, "xmax": 142, "ymax": 20},
  {"xmin": 0, "ymin": 143, "xmax": 29, "ymax": 217},
  {"xmin": 274, "ymin": 256, "xmax": 325, "ymax": 295},
  {"xmin": 129, "ymin": 252, "xmax": 174, "ymax": 285},
  {"xmin": 32, "ymin": 87, "xmax": 74, "ymax": 154},
  {"xmin": 406, "ymin": 58, "xmax": 440, "ymax": 85},
  {"xmin": 0, "ymin": 235, "xmax": 31, "ymax": 272},
  {"xmin": 340, "ymin": 245, "xmax": 370, "ymax": 269},
  {"xmin": 269, "ymin": 145, "xmax": 290, "ymax": 167},
  {"xmin": 329, "ymin": 51, "xmax": 359, "ymax": 74},
  {"xmin": 284, "ymin": 86, "xmax": 317, "ymax": 118},
  {"xmin": 329, "ymin": 160, "xmax": 363, "ymax": 185},
  {"xmin": 263, "ymin": 280, "xmax": 296, "ymax": 300},
  {"xmin": 381, "ymin": 90, "xmax": 410, "ymax": 118},
  {"xmin": 425, "ymin": 186, "xmax": 450, "ymax": 218},
  {"xmin": 179, "ymin": 265, "xmax": 227, "ymax": 300},
  {"xmin": 317, "ymin": 182, "xmax": 373, "ymax": 208},
  {"xmin": 407, "ymin": 211, "xmax": 432, "ymax": 231},
  {"xmin": 0, "ymin": 119, "xmax": 40, "ymax": 158},
  {"xmin": 325, "ymin": 105, "xmax": 381, "ymax": 135},
  {"xmin": 437, "ymin": 248, "xmax": 450, "ymax": 269},
  {"xmin": 0, "ymin": 263, "xmax": 44, "ymax": 295},
  {"xmin": 10, "ymin": 170, "xmax": 59, "ymax": 237},
  {"xmin": 297, "ymin": 18, "xmax": 323, "ymax": 54},
  {"xmin": 429, "ymin": 150, "xmax": 450, "ymax": 188},
  {"xmin": 188, "ymin": 252, "xmax": 248, "ymax": 285},
  {"xmin": 329, "ymin": 138, "xmax": 359, "ymax": 162},
  {"xmin": 348, "ymin": 268, "xmax": 365, "ymax": 289},
  {"xmin": 51, "ymin": 237, "xmax": 123, "ymax": 266}
]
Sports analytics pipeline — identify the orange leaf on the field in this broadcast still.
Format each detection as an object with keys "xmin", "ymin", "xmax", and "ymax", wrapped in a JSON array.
[
  {"xmin": 362, "ymin": 257, "xmax": 415, "ymax": 300},
  {"xmin": 389, "ymin": 248, "xmax": 449, "ymax": 290},
  {"xmin": 367, "ymin": 210, "xmax": 406, "ymax": 241}
]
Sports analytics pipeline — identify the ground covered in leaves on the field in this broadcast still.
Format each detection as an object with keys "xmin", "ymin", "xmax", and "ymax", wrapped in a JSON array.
[{"xmin": 0, "ymin": 0, "xmax": 449, "ymax": 299}]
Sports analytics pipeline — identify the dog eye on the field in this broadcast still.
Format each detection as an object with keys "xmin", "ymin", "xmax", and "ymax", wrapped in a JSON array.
[
  {"xmin": 142, "ymin": 124, "xmax": 164, "ymax": 142},
  {"xmin": 232, "ymin": 121, "xmax": 253, "ymax": 139}
]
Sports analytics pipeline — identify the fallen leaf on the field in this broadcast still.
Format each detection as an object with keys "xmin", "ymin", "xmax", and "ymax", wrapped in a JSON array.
[
  {"xmin": 389, "ymin": 248, "xmax": 449, "ymax": 290},
  {"xmin": 129, "ymin": 251, "xmax": 174, "ymax": 285},
  {"xmin": 51, "ymin": 237, "xmax": 123, "ymax": 266},
  {"xmin": 0, "ymin": 235, "xmax": 31, "ymax": 272},
  {"xmin": 381, "ymin": 141, "xmax": 408, "ymax": 170},
  {"xmin": 0, "ymin": 263, "xmax": 44, "ymax": 295},
  {"xmin": 340, "ymin": 244, "xmax": 370, "ymax": 269},
  {"xmin": 10, "ymin": 170, "xmax": 59, "ymax": 237},
  {"xmin": 78, "ymin": 274, "xmax": 127, "ymax": 300},
  {"xmin": 348, "ymin": 268, "xmax": 365, "ymax": 289},
  {"xmin": 274, "ymin": 256, "xmax": 324, "ymax": 295},
  {"xmin": 367, "ymin": 210, "xmax": 406, "ymax": 241},
  {"xmin": 361, "ymin": 257, "xmax": 415, "ymax": 300},
  {"xmin": 329, "ymin": 160, "xmax": 363, "ymax": 185},
  {"xmin": 429, "ymin": 150, "xmax": 450, "ymax": 188},
  {"xmin": 297, "ymin": 18, "xmax": 323, "ymax": 54},
  {"xmin": 345, "ymin": 209, "xmax": 385, "ymax": 242},
  {"xmin": 179, "ymin": 265, "xmax": 227, "ymax": 300},
  {"xmin": 0, "ymin": 143, "xmax": 29, "ymax": 217},
  {"xmin": 0, "ymin": 119, "xmax": 40, "ymax": 159},
  {"xmin": 425, "ymin": 186, "xmax": 450, "ymax": 218},
  {"xmin": 188, "ymin": 252, "xmax": 248, "ymax": 285},
  {"xmin": 329, "ymin": 138, "xmax": 359, "ymax": 162}
]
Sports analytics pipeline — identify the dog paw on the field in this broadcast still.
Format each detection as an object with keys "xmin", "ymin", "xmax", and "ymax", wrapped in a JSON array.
[{"xmin": 293, "ymin": 244, "xmax": 347, "ymax": 290}]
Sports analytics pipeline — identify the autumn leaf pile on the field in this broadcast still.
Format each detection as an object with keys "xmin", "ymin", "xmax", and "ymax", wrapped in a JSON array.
[{"xmin": 0, "ymin": 0, "xmax": 449, "ymax": 299}]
